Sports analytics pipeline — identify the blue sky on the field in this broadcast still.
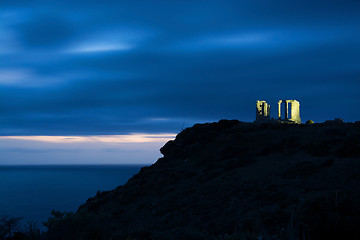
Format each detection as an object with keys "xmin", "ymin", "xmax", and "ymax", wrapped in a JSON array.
[{"xmin": 1, "ymin": 0, "xmax": 360, "ymax": 164}]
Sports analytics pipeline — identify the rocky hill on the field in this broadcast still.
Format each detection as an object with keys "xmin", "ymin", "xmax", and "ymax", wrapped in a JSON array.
[{"xmin": 43, "ymin": 120, "xmax": 360, "ymax": 240}]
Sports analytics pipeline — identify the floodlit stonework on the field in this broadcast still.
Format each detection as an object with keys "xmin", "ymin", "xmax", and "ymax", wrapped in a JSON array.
[
  {"xmin": 256, "ymin": 100, "xmax": 271, "ymax": 121},
  {"xmin": 278, "ymin": 100, "xmax": 301, "ymax": 124},
  {"xmin": 255, "ymin": 99, "xmax": 301, "ymax": 124}
]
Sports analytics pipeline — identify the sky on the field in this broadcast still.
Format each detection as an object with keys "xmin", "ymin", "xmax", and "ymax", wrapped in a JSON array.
[{"xmin": 1, "ymin": 0, "xmax": 360, "ymax": 164}]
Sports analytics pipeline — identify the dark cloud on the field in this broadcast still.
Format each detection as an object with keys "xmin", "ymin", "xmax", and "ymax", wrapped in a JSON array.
[
  {"xmin": 1, "ymin": 0, "xmax": 360, "ymax": 136},
  {"xmin": 18, "ymin": 14, "xmax": 75, "ymax": 48}
]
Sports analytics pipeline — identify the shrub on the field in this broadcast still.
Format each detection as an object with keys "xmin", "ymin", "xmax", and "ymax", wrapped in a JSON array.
[{"xmin": 0, "ymin": 215, "xmax": 22, "ymax": 239}]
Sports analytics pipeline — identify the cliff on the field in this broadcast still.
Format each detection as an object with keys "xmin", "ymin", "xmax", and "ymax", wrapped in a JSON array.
[{"xmin": 44, "ymin": 120, "xmax": 360, "ymax": 240}]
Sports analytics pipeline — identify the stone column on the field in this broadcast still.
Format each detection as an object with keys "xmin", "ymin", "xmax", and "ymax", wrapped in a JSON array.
[
  {"xmin": 278, "ymin": 100, "xmax": 282, "ymax": 119},
  {"xmin": 289, "ymin": 100, "xmax": 301, "ymax": 124},
  {"xmin": 285, "ymin": 100, "xmax": 289, "ymax": 119}
]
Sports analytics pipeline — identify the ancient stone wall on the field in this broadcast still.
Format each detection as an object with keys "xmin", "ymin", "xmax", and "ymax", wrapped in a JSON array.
[{"xmin": 256, "ymin": 100, "xmax": 270, "ymax": 121}]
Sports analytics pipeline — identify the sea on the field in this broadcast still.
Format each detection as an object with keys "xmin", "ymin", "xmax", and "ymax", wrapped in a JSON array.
[{"xmin": 0, "ymin": 165, "xmax": 144, "ymax": 229}]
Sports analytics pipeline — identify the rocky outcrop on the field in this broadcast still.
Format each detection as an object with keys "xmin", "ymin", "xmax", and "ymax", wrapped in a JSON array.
[{"xmin": 43, "ymin": 120, "xmax": 360, "ymax": 240}]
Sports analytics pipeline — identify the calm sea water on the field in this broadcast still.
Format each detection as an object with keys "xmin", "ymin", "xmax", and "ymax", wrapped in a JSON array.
[{"xmin": 0, "ymin": 165, "xmax": 143, "ymax": 227}]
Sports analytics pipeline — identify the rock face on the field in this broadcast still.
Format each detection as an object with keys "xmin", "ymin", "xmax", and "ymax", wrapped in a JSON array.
[{"xmin": 44, "ymin": 120, "xmax": 360, "ymax": 240}]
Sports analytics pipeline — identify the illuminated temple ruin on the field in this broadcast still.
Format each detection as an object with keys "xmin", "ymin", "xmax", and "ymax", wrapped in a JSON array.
[{"xmin": 256, "ymin": 99, "xmax": 301, "ymax": 124}]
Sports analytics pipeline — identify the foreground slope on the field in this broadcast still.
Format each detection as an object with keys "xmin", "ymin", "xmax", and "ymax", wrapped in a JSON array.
[{"xmin": 45, "ymin": 120, "xmax": 360, "ymax": 240}]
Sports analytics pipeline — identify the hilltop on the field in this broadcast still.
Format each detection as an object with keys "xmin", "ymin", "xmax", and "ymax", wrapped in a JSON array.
[{"xmin": 43, "ymin": 120, "xmax": 360, "ymax": 240}]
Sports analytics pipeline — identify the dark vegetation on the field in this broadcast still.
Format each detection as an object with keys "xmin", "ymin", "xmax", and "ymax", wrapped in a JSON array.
[
  {"xmin": 5, "ymin": 120, "xmax": 360, "ymax": 239},
  {"xmin": 0, "ymin": 216, "xmax": 40, "ymax": 240}
]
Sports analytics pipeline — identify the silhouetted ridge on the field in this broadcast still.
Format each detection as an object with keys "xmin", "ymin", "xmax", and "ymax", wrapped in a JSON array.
[{"xmin": 43, "ymin": 120, "xmax": 360, "ymax": 240}]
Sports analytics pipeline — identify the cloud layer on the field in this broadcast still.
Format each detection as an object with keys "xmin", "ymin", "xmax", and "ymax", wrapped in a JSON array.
[{"xmin": 1, "ymin": 0, "xmax": 360, "ymax": 136}]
